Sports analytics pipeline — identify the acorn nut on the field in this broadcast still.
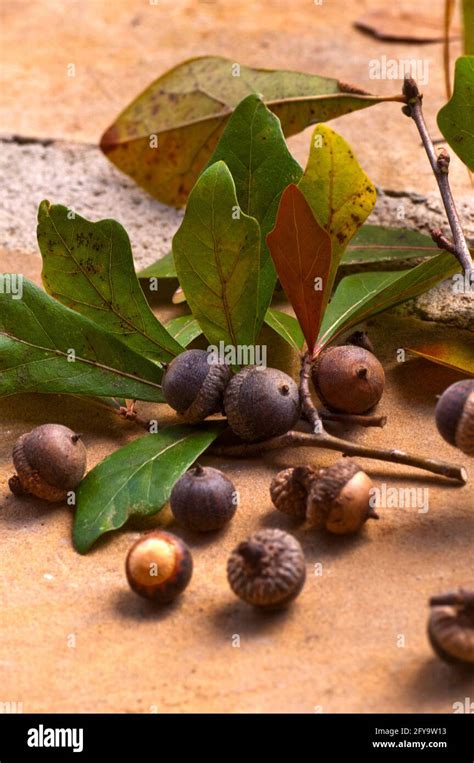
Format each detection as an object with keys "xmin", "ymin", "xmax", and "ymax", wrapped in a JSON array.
[
  {"xmin": 227, "ymin": 528, "xmax": 306, "ymax": 609},
  {"xmin": 305, "ymin": 458, "xmax": 378, "ymax": 534},
  {"xmin": 269, "ymin": 466, "xmax": 317, "ymax": 518},
  {"xmin": 125, "ymin": 530, "xmax": 193, "ymax": 603},
  {"xmin": 224, "ymin": 366, "xmax": 301, "ymax": 442},
  {"xmin": 312, "ymin": 345, "xmax": 385, "ymax": 414},
  {"xmin": 428, "ymin": 590, "xmax": 474, "ymax": 665},
  {"xmin": 170, "ymin": 465, "xmax": 237, "ymax": 532},
  {"xmin": 8, "ymin": 424, "xmax": 87, "ymax": 502},
  {"xmin": 435, "ymin": 380, "xmax": 474, "ymax": 456},
  {"xmin": 162, "ymin": 349, "xmax": 231, "ymax": 423}
]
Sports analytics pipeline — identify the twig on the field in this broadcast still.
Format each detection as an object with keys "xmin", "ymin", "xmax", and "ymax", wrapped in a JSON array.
[
  {"xmin": 402, "ymin": 77, "xmax": 474, "ymax": 282},
  {"xmin": 318, "ymin": 411, "xmax": 387, "ymax": 428},
  {"xmin": 431, "ymin": 228, "xmax": 457, "ymax": 255},
  {"xmin": 300, "ymin": 352, "xmax": 323, "ymax": 433},
  {"xmin": 208, "ymin": 430, "xmax": 467, "ymax": 483}
]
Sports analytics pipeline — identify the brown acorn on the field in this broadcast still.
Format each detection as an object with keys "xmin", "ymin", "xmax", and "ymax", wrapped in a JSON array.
[
  {"xmin": 125, "ymin": 531, "xmax": 193, "ymax": 603},
  {"xmin": 162, "ymin": 349, "xmax": 231, "ymax": 423},
  {"xmin": 428, "ymin": 590, "xmax": 474, "ymax": 666},
  {"xmin": 269, "ymin": 466, "xmax": 317, "ymax": 518},
  {"xmin": 227, "ymin": 528, "xmax": 306, "ymax": 609},
  {"xmin": 9, "ymin": 424, "xmax": 87, "ymax": 502},
  {"xmin": 224, "ymin": 366, "xmax": 301, "ymax": 442},
  {"xmin": 435, "ymin": 380, "xmax": 474, "ymax": 456},
  {"xmin": 305, "ymin": 458, "xmax": 378, "ymax": 534},
  {"xmin": 312, "ymin": 345, "xmax": 385, "ymax": 414}
]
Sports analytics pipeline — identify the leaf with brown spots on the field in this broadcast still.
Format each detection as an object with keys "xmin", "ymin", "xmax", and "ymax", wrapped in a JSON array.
[
  {"xmin": 100, "ymin": 56, "xmax": 402, "ymax": 207},
  {"xmin": 266, "ymin": 184, "xmax": 332, "ymax": 353},
  {"xmin": 38, "ymin": 201, "xmax": 182, "ymax": 363},
  {"xmin": 298, "ymin": 125, "xmax": 376, "ymax": 291}
]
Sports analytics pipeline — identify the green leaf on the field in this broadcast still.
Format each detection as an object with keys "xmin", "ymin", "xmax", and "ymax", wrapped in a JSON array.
[
  {"xmin": 437, "ymin": 56, "xmax": 474, "ymax": 171},
  {"xmin": 205, "ymin": 94, "xmax": 303, "ymax": 323},
  {"xmin": 172, "ymin": 161, "xmax": 261, "ymax": 347},
  {"xmin": 138, "ymin": 251, "xmax": 177, "ymax": 279},
  {"xmin": 0, "ymin": 278, "xmax": 164, "ymax": 401},
  {"xmin": 38, "ymin": 201, "xmax": 182, "ymax": 362},
  {"xmin": 165, "ymin": 315, "xmax": 202, "ymax": 347},
  {"xmin": 343, "ymin": 225, "xmax": 446, "ymax": 265},
  {"xmin": 316, "ymin": 253, "xmax": 460, "ymax": 353},
  {"xmin": 298, "ymin": 124, "xmax": 376, "ymax": 287},
  {"xmin": 73, "ymin": 423, "xmax": 223, "ymax": 553},
  {"xmin": 264, "ymin": 309, "xmax": 305, "ymax": 352},
  {"xmin": 405, "ymin": 337, "xmax": 474, "ymax": 375},
  {"xmin": 100, "ymin": 55, "xmax": 402, "ymax": 207}
]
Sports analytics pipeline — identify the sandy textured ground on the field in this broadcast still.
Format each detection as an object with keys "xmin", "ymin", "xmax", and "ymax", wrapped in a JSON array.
[{"xmin": 0, "ymin": 0, "xmax": 473, "ymax": 714}]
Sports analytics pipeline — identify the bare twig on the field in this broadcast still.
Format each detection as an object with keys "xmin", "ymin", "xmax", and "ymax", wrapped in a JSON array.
[
  {"xmin": 318, "ymin": 411, "xmax": 387, "ymax": 428},
  {"xmin": 209, "ymin": 430, "xmax": 467, "ymax": 483},
  {"xmin": 431, "ymin": 228, "xmax": 457, "ymax": 255},
  {"xmin": 300, "ymin": 352, "xmax": 323, "ymax": 433},
  {"xmin": 402, "ymin": 77, "xmax": 473, "ymax": 282}
]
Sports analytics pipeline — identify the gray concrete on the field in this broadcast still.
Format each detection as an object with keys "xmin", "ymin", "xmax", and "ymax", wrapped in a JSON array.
[{"xmin": 1, "ymin": 136, "xmax": 472, "ymax": 329}]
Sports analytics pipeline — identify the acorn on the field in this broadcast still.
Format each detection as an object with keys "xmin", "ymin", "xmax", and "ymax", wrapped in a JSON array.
[
  {"xmin": 269, "ymin": 466, "xmax": 317, "ymax": 518},
  {"xmin": 227, "ymin": 528, "xmax": 306, "ymax": 609},
  {"xmin": 305, "ymin": 458, "xmax": 378, "ymax": 534},
  {"xmin": 170, "ymin": 465, "xmax": 237, "ymax": 532},
  {"xmin": 125, "ymin": 530, "xmax": 193, "ymax": 603},
  {"xmin": 312, "ymin": 345, "xmax": 385, "ymax": 414},
  {"xmin": 224, "ymin": 366, "xmax": 301, "ymax": 442},
  {"xmin": 435, "ymin": 380, "xmax": 474, "ymax": 456},
  {"xmin": 8, "ymin": 424, "xmax": 87, "ymax": 502},
  {"xmin": 162, "ymin": 349, "xmax": 231, "ymax": 423},
  {"xmin": 428, "ymin": 590, "xmax": 474, "ymax": 666}
]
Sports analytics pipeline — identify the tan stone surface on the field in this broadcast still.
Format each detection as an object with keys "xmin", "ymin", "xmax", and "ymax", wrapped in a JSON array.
[
  {"xmin": 0, "ymin": 249, "xmax": 473, "ymax": 713},
  {"xmin": 1, "ymin": 0, "xmax": 471, "ymax": 200}
]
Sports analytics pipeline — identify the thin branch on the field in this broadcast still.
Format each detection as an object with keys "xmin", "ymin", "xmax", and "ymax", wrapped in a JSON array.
[
  {"xmin": 208, "ymin": 430, "xmax": 467, "ymax": 484},
  {"xmin": 431, "ymin": 228, "xmax": 457, "ymax": 255},
  {"xmin": 318, "ymin": 411, "xmax": 387, "ymax": 428},
  {"xmin": 300, "ymin": 352, "xmax": 324, "ymax": 433},
  {"xmin": 402, "ymin": 77, "xmax": 473, "ymax": 282}
]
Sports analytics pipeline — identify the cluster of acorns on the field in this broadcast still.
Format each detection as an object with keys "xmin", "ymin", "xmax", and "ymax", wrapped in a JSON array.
[
  {"xmin": 161, "ymin": 342, "xmax": 387, "ymax": 440},
  {"xmin": 6, "ymin": 373, "xmax": 474, "ymax": 664}
]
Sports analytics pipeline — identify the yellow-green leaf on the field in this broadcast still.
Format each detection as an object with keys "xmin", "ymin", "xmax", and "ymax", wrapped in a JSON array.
[
  {"xmin": 298, "ymin": 124, "xmax": 376, "ymax": 288},
  {"xmin": 100, "ymin": 56, "xmax": 402, "ymax": 207}
]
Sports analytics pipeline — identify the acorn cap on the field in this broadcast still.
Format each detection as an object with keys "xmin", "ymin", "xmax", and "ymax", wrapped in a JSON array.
[
  {"xmin": 428, "ymin": 596, "xmax": 474, "ymax": 665},
  {"xmin": 435, "ymin": 380, "xmax": 474, "ymax": 456},
  {"xmin": 162, "ymin": 349, "xmax": 231, "ymax": 423},
  {"xmin": 227, "ymin": 528, "xmax": 306, "ymax": 609},
  {"xmin": 270, "ymin": 466, "xmax": 317, "ymax": 518}
]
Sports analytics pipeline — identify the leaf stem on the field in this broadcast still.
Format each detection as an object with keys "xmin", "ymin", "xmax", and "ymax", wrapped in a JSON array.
[{"xmin": 402, "ymin": 77, "xmax": 473, "ymax": 282}]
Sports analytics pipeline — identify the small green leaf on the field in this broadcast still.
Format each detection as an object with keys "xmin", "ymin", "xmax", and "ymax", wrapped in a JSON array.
[
  {"xmin": 138, "ymin": 252, "xmax": 176, "ymax": 279},
  {"xmin": 437, "ymin": 56, "xmax": 474, "ymax": 171},
  {"xmin": 343, "ymin": 225, "xmax": 445, "ymax": 265},
  {"xmin": 0, "ymin": 278, "xmax": 164, "ymax": 401},
  {"xmin": 264, "ymin": 309, "xmax": 305, "ymax": 352},
  {"xmin": 205, "ymin": 94, "xmax": 302, "ymax": 322},
  {"xmin": 316, "ymin": 253, "xmax": 460, "ymax": 353},
  {"xmin": 165, "ymin": 315, "xmax": 202, "ymax": 347},
  {"xmin": 172, "ymin": 161, "xmax": 261, "ymax": 347},
  {"xmin": 38, "ymin": 201, "xmax": 182, "ymax": 362},
  {"xmin": 100, "ymin": 55, "xmax": 403, "ymax": 207},
  {"xmin": 298, "ymin": 124, "xmax": 376, "ymax": 286},
  {"xmin": 73, "ymin": 423, "xmax": 224, "ymax": 553}
]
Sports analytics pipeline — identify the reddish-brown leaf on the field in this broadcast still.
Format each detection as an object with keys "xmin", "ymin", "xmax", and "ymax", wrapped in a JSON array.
[{"xmin": 266, "ymin": 184, "xmax": 332, "ymax": 354}]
